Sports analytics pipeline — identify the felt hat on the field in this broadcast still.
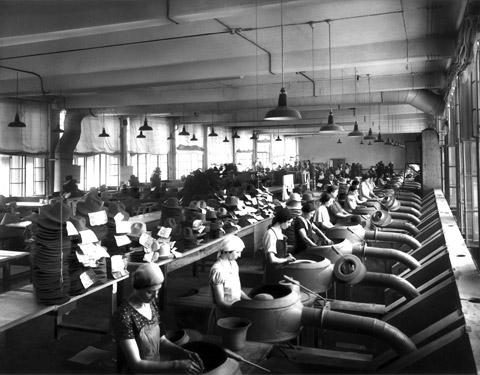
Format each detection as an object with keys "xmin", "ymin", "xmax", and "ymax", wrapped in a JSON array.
[
  {"xmin": 206, "ymin": 198, "xmax": 221, "ymax": 209},
  {"xmin": 286, "ymin": 200, "xmax": 302, "ymax": 211},
  {"xmin": 192, "ymin": 219, "xmax": 203, "ymax": 231},
  {"xmin": 40, "ymin": 201, "xmax": 72, "ymax": 224},
  {"xmin": 69, "ymin": 215, "xmax": 88, "ymax": 232},
  {"xmin": 187, "ymin": 200, "xmax": 201, "ymax": 211},
  {"xmin": 289, "ymin": 193, "xmax": 302, "ymax": 202},
  {"xmin": 389, "ymin": 199, "xmax": 401, "ymax": 212},
  {"xmin": 130, "ymin": 221, "xmax": 146, "ymax": 237},
  {"xmin": 76, "ymin": 193, "xmax": 104, "ymax": 216},
  {"xmin": 216, "ymin": 207, "xmax": 229, "ymax": 218},
  {"xmin": 164, "ymin": 217, "xmax": 177, "ymax": 228},
  {"xmin": 183, "ymin": 227, "xmax": 196, "ymax": 241},
  {"xmin": 198, "ymin": 200, "xmax": 208, "ymax": 210},
  {"xmin": 371, "ymin": 210, "xmax": 392, "ymax": 227},
  {"xmin": 206, "ymin": 210, "xmax": 217, "ymax": 221},
  {"xmin": 302, "ymin": 192, "xmax": 314, "ymax": 202},
  {"xmin": 133, "ymin": 263, "xmax": 164, "ymax": 289},
  {"xmin": 224, "ymin": 196, "xmax": 240, "ymax": 208},
  {"xmin": 163, "ymin": 198, "xmax": 181, "ymax": 209},
  {"xmin": 106, "ymin": 201, "xmax": 129, "ymax": 220}
]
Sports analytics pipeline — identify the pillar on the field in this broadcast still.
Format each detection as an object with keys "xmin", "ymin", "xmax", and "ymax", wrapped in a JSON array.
[
  {"xmin": 54, "ymin": 109, "xmax": 89, "ymax": 192},
  {"xmin": 422, "ymin": 128, "xmax": 442, "ymax": 193}
]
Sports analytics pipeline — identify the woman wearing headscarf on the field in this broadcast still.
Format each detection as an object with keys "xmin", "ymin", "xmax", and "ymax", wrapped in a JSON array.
[
  {"xmin": 113, "ymin": 263, "xmax": 203, "ymax": 374},
  {"xmin": 209, "ymin": 235, "xmax": 251, "ymax": 309},
  {"xmin": 263, "ymin": 208, "xmax": 296, "ymax": 283}
]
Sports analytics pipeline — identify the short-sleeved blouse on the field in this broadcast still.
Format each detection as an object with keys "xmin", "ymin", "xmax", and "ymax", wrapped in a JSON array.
[{"xmin": 112, "ymin": 298, "xmax": 165, "ymax": 342}]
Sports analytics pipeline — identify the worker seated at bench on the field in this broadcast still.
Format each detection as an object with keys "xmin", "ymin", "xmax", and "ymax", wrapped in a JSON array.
[
  {"xmin": 262, "ymin": 208, "xmax": 296, "ymax": 284},
  {"xmin": 209, "ymin": 235, "xmax": 251, "ymax": 310},
  {"xmin": 113, "ymin": 263, "xmax": 204, "ymax": 374},
  {"xmin": 293, "ymin": 202, "xmax": 333, "ymax": 255}
]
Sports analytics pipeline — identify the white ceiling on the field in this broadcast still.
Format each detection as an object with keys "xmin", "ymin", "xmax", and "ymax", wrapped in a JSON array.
[{"xmin": 0, "ymin": 0, "xmax": 470, "ymax": 134}]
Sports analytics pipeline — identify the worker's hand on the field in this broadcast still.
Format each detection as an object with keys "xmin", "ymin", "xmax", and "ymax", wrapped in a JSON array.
[
  {"xmin": 176, "ymin": 357, "xmax": 203, "ymax": 374},
  {"xmin": 324, "ymin": 239, "xmax": 334, "ymax": 245},
  {"xmin": 286, "ymin": 254, "xmax": 296, "ymax": 263},
  {"xmin": 183, "ymin": 350, "xmax": 204, "ymax": 371}
]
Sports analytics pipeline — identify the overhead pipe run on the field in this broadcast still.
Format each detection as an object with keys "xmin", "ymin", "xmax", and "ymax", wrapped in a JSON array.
[{"xmin": 381, "ymin": 89, "xmax": 445, "ymax": 116}]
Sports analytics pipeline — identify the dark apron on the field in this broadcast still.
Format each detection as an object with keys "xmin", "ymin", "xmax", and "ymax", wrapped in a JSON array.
[{"xmin": 265, "ymin": 228, "xmax": 288, "ymax": 284}]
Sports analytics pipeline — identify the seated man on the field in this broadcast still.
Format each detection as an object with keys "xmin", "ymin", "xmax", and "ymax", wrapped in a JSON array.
[{"xmin": 113, "ymin": 263, "xmax": 204, "ymax": 374}]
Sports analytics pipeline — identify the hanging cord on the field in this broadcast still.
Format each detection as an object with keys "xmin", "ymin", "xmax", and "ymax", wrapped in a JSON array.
[
  {"xmin": 367, "ymin": 74, "xmax": 371, "ymax": 127},
  {"xmin": 400, "ymin": 0, "xmax": 409, "ymax": 70},
  {"xmin": 311, "ymin": 22, "xmax": 315, "ymax": 96},
  {"xmin": 354, "ymin": 67, "xmax": 357, "ymax": 119},
  {"xmin": 327, "ymin": 20, "xmax": 332, "ymax": 111},
  {"xmin": 255, "ymin": 0, "xmax": 259, "ymax": 122},
  {"xmin": 280, "ymin": 0, "xmax": 284, "ymax": 88}
]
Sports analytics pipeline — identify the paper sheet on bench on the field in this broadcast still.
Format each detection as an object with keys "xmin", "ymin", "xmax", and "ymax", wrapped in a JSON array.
[{"xmin": 69, "ymin": 346, "xmax": 109, "ymax": 365}]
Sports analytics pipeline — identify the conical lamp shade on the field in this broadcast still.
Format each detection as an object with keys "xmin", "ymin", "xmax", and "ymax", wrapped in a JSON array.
[
  {"xmin": 223, "ymin": 136, "xmax": 229, "ymax": 143},
  {"xmin": 98, "ymin": 127, "xmax": 110, "ymax": 137},
  {"xmin": 190, "ymin": 134, "xmax": 198, "ymax": 141},
  {"xmin": 319, "ymin": 111, "xmax": 345, "ymax": 133},
  {"xmin": 264, "ymin": 88, "xmax": 302, "ymax": 121},
  {"xmin": 208, "ymin": 127, "xmax": 218, "ymax": 137},
  {"xmin": 364, "ymin": 128, "xmax": 375, "ymax": 140},
  {"xmin": 374, "ymin": 131, "xmax": 384, "ymax": 143},
  {"xmin": 337, "ymin": 138, "xmax": 342, "ymax": 144},
  {"xmin": 8, "ymin": 112, "xmax": 26, "ymax": 128},
  {"xmin": 368, "ymin": 140, "xmax": 372, "ymax": 145},
  {"xmin": 348, "ymin": 121, "xmax": 363, "ymax": 137},
  {"xmin": 139, "ymin": 117, "xmax": 153, "ymax": 131},
  {"xmin": 232, "ymin": 131, "xmax": 240, "ymax": 139},
  {"xmin": 275, "ymin": 135, "xmax": 282, "ymax": 141},
  {"xmin": 136, "ymin": 130, "xmax": 146, "ymax": 139},
  {"xmin": 179, "ymin": 126, "xmax": 190, "ymax": 136},
  {"xmin": 167, "ymin": 132, "xmax": 173, "ymax": 140},
  {"xmin": 384, "ymin": 138, "xmax": 392, "ymax": 146},
  {"xmin": 250, "ymin": 132, "xmax": 258, "ymax": 140}
]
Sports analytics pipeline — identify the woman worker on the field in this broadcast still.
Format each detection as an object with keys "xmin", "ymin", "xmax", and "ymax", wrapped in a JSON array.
[
  {"xmin": 113, "ymin": 263, "xmax": 204, "ymax": 374},
  {"xmin": 209, "ymin": 235, "xmax": 251, "ymax": 309},
  {"xmin": 263, "ymin": 208, "xmax": 296, "ymax": 283},
  {"xmin": 293, "ymin": 201, "xmax": 333, "ymax": 254},
  {"xmin": 314, "ymin": 192, "xmax": 335, "ymax": 231}
]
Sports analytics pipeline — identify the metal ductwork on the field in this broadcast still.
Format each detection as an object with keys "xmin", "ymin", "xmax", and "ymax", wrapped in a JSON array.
[
  {"xmin": 365, "ymin": 229, "xmax": 422, "ymax": 249},
  {"xmin": 301, "ymin": 307, "xmax": 417, "ymax": 356},
  {"xmin": 351, "ymin": 243, "xmax": 421, "ymax": 270},
  {"xmin": 360, "ymin": 272, "xmax": 420, "ymax": 301},
  {"xmin": 389, "ymin": 212, "xmax": 421, "ymax": 225},
  {"xmin": 379, "ymin": 220, "xmax": 420, "ymax": 236},
  {"xmin": 381, "ymin": 89, "xmax": 445, "ymax": 116}
]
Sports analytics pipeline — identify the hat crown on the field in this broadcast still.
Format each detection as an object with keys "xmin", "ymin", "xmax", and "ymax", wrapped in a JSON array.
[{"xmin": 289, "ymin": 193, "xmax": 302, "ymax": 202}]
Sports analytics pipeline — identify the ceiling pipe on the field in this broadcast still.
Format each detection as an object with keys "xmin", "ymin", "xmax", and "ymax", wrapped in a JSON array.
[
  {"xmin": 296, "ymin": 72, "xmax": 316, "ymax": 96},
  {"xmin": 381, "ymin": 89, "xmax": 445, "ymax": 116},
  {"xmin": 0, "ymin": 64, "xmax": 49, "ymax": 95},
  {"xmin": 215, "ymin": 18, "xmax": 275, "ymax": 75},
  {"xmin": 166, "ymin": 0, "xmax": 179, "ymax": 24}
]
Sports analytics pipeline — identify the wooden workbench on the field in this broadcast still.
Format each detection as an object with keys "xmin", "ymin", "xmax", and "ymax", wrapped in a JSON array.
[
  {"xmin": 128, "ymin": 216, "xmax": 272, "ymax": 309},
  {"xmin": 0, "ymin": 250, "xmax": 30, "ymax": 291}
]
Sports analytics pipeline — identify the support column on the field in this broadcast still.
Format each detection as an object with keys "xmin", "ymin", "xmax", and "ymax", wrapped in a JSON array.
[
  {"xmin": 119, "ymin": 117, "xmax": 128, "ymax": 166},
  {"xmin": 48, "ymin": 107, "xmax": 61, "ymax": 196},
  {"xmin": 54, "ymin": 109, "xmax": 89, "ymax": 192},
  {"xmin": 422, "ymin": 128, "xmax": 442, "ymax": 193},
  {"xmin": 168, "ymin": 120, "xmax": 176, "ymax": 180}
]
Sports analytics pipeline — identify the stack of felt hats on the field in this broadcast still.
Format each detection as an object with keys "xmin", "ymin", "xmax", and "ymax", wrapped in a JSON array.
[
  {"xmin": 67, "ymin": 216, "xmax": 90, "ymax": 296},
  {"xmin": 286, "ymin": 193, "xmax": 302, "ymax": 216},
  {"xmin": 103, "ymin": 201, "xmax": 130, "ymax": 255},
  {"xmin": 76, "ymin": 191, "xmax": 108, "ymax": 242},
  {"xmin": 31, "ymin": 201, "xmax": 72, "ymax": 305},
  {"xmin": 161, "ymin": 198, "xmax": 183, "ymax": 226}
]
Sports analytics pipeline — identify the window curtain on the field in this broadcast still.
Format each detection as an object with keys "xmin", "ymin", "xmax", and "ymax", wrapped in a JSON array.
[
  {"xmin": 234, "ymin": 129, "xmax": 253, "ymax": 171},
  {"xmin": 75, "ymin": 115, "xmax": 120, "ymax": 154},
  {"xmin": 207, "ymin": 126, "xmax": 233, "ymax": 168},
  {"xmin": 129, "ymin": 117, "xmax": 170, "ymax": 154},
  {"xmin": 0, "ymin": 99, "xmax": 48, "ymax": 154}
]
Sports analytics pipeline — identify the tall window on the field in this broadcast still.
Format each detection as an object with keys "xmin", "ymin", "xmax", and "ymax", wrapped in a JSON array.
[
  {"xmin": 74, "ymin": 154, "xmax": 120, "ymax": 190},
  {"xmin": 176, "ymin": 124, "xmax": 204, "ymax": 178},
  {"xmin": 235, "ymin": 129, "xmax": 253, "ymax": 171},
  {"xmin": 207, "ymin": 126, "xmax": 233, "ymax": 168},
  {"xmin": 131, "ymin": 154, "xmax": 168, "ymax": 183},
  {"xmin": 0, "ymin": 155, "xmax": 46, "ymax": 197}
]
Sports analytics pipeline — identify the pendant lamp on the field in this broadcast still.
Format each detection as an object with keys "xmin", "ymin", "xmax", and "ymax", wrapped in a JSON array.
[
  {"xmin": 167, "ymin": 131, "xmax": 173, "ymax": 140},
  {"xmin": 190, "ymin": 133, "xmax": 198, "ymax": 141},
  {"xmin": 209, "ymin": 127, "xmax": 218, "ymax": 137},
  {"xmin": 363, "ymin": 75, "xmax": 375, "ymax": 140},
  {"xmin": 139, "ymin": 116, "xmax": 152, "ymax": 131},
  {"xmin": 364, "ymin": 127, "xmax": 375, "ymax": 140},
  {"xmin": 99, "ymin": 128, "xmax": 110, "ymax": 137},
  {"xmin": 98, "ymin": 114, "xmax": 109, "ymax": 137},
  {"xmin": 374, "ymin": 105, "xmax": 384, "ymax": 142},
  {"xmin": 264, "ymin": 0, "xmax": 301, "ymax": 121},
  {"xmin": 8, "ymin": 73, "xmax": 26, "ymax": 128},
  {"xmin": 320, "ymin": 21, "xmax": 344, "ymax": 133},
  {"xmin": 223, "ymin": 136, "xmax": 229, "ymax": 143},
  {"xmin": 348, "ymin": 68, "xmax": 363, "ymax": 137},
  {"xmin": 179, "ymin": 126, "xmax": 190, "ymax": 136},
  {"xmin": 250, "ymin": 132, "xmax": 258, "ymax": 140},
  {"xmin": 337, "ymin": 138, "xmax": 342, "ymax": 144},
  {"xmin": 275, "ymin": 134, "xmax": 282, "ymax": 141},
  {"xmin": 368, "ymin": 140, "xmax": 372, "ymax": 145},
  {"xmin": 232, "ymin": 130, "xmax": 240, "ymax": 139},
  {"xmin": 136, "ymin": 130, "xmax": 146, "ymax": 139}
]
